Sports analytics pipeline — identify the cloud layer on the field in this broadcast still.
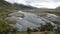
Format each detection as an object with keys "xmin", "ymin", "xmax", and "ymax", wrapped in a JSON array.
[{"xmin": 5, "ymin": 0, "xmax": 60, "ymax": 9}]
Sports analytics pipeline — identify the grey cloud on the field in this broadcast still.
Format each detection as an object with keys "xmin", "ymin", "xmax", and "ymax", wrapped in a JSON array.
[{"xmin": 5, "ymin": 0, "xmax": 60, "ymax": 3}]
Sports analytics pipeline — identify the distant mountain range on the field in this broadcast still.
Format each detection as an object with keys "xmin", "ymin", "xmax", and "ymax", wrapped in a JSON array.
[
  {"xmin": 13, "ymin": 3, "xmax": 52, "ymax": 9},
  {"xmin": 56, "ymin": 7, "xmax": 60, "ymax": 9},
  {"xmin": 14, "ymin": 3, "xmax": 37, "ymax": 9},
  {"xmin": 1, "ymin": 0, "xmax": 60, "ymax": 9}
]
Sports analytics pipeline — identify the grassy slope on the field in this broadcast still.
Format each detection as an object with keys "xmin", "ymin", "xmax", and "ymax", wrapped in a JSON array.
[{"xmin": 0, "ymin": 0, "xmax": 18, "ymax": 32}]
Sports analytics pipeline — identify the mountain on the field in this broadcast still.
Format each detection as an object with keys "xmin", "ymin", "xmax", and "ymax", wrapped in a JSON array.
[
  {"xmin": 56, "ymin": 7, "xmax": 60, "ymax": 9},
  {"xmin": 0, "ymin": 0, "xmax": 18, "ymax": 10},
  {"xmin": 13, "ymin": 3, "xmax": 50, "ymax": 9},
  {"xmin": 14, "ymin": 3, "xmax": 37, "ymax": 9}
]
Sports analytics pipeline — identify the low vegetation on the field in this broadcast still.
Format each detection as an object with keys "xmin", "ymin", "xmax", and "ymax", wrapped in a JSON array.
[
  {"xmin": 0, "ymin": 0, "xmax": 18, "ymax": 34},
  {"xmin": 0, "ymin": 0, "xmax": 60, "ymax": 34}
]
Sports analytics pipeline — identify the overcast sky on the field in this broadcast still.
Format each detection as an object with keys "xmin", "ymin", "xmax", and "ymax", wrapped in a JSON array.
[{"xmin": 5, "ymin": 0, "xmax": 60, "ymax": 9}]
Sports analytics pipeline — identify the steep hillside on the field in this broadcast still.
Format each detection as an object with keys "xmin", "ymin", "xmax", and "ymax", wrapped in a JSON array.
[
  {"xmin": 0, "ymin": 0, "xmax": 18, "ymax": 33},
  {"xmin": 0, "ymin": 0, "xmax": 18, "ymax": 9},
  {"xmin": 0, "ymin": 0, "xmax": 19, "ymax": 16}
]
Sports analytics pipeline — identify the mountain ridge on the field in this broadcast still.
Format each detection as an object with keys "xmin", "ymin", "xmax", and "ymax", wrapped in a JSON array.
[{"xmin": 13, "ymin": 3, "xmax": 37, "ymax": 9}]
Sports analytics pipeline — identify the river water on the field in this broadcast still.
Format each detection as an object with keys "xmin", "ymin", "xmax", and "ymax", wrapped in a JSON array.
[{"xmin": 5, "ymin": 10, "xmax": 60, "ymax": 31}]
